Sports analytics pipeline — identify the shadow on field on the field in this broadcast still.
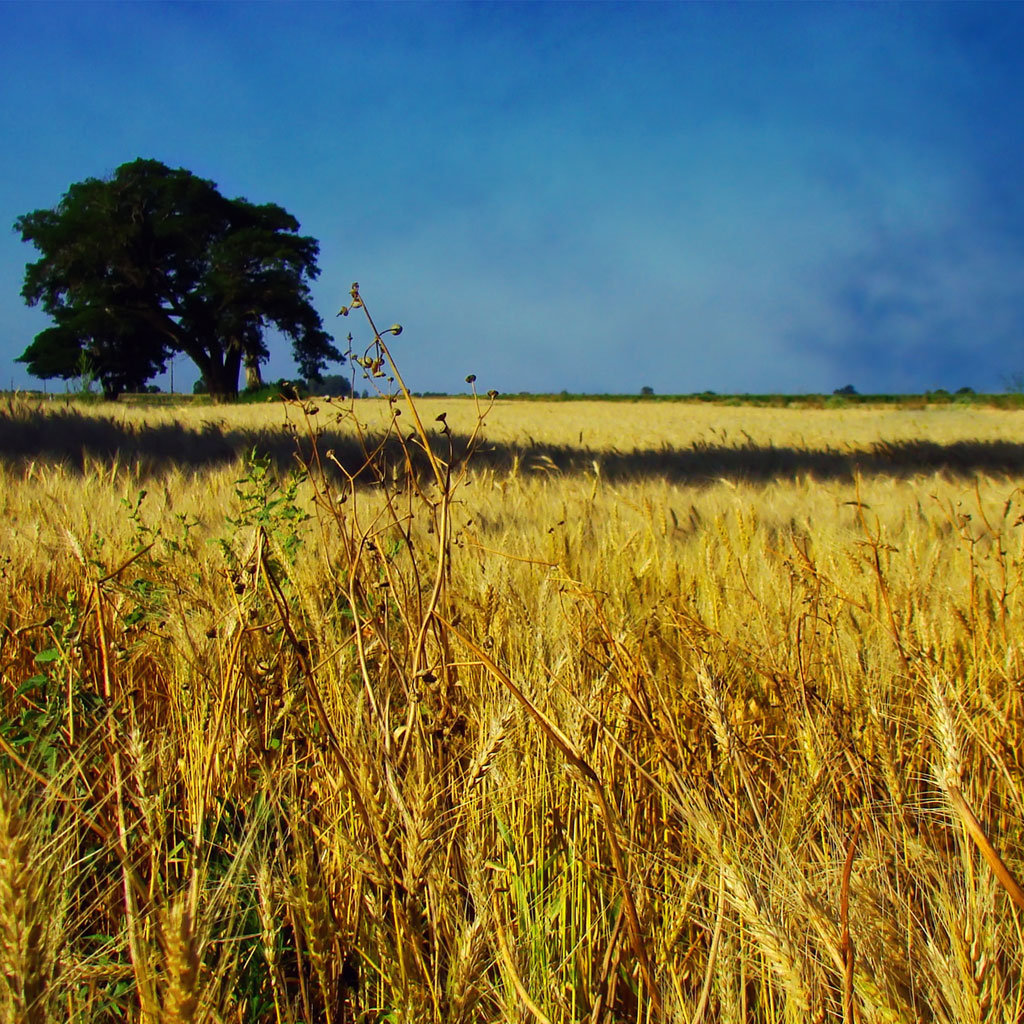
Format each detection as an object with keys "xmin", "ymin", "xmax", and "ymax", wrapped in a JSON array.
[{"xmin": 3, "ymin": 400, "xmax": 1024, "ymax": 484}]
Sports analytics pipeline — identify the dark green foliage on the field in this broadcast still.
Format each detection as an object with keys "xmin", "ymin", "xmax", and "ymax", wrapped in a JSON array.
[
  {"xmin": 237, "ymin": 378, "xmax": 307, "ymax": 403},
  {"xmin": 305, "ymin": 373, "xmax": 353, "ymax": 398},
  {"xmin": 15, "ymin": 159, "xmax": 342, "ymax": 401}
]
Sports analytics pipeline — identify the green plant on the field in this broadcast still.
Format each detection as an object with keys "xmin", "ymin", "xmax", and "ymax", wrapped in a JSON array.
[{"xmin": 219, "ymin": 448, "xmax": 310, "ymax": 569}]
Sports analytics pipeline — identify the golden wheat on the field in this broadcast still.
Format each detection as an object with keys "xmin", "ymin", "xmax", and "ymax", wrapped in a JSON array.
[{"xmin": 3, "ymin": 383, "xmax": 1024, "ymax": 1022}]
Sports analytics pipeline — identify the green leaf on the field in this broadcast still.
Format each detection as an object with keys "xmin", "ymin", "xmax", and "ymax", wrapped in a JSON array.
[
  {"xmin": 33, "ymin": 647, "xmax": 62, "ymax": 664},
  {"xmin": 16, "ymin": 675, "xmax": 49, "ymax": 696}
]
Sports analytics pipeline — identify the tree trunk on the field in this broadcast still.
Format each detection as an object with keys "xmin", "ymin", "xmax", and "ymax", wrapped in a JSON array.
[
  {"xmin": 244, "ymin": 355, "xmax": 264, "ymax": 391},
  {"xmin": 203, "ymin": 347, "xmax": 242, "ymax": 402},
  {"xmin": 174, "ymin": 332, "xmax": 244, "ymax": 402}
]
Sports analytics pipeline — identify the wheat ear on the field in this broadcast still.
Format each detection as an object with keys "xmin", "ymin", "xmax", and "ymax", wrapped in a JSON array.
[
  {"xmin": 159, "ymin": 900, "xmax": 200, "ymax": 1024},
  {"xmin": 0, "ymin": 794, "xmax": 47, "ymax": 1024}
]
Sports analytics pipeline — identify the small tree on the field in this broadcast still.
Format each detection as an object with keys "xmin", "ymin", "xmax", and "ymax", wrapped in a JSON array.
[
  {"xmin": 306, "ymin": 373, "xmax": 353, "ymax": 398},
  {"xmin": 15, "ymin": 158, "xmax": 342, "ymax": 401}
]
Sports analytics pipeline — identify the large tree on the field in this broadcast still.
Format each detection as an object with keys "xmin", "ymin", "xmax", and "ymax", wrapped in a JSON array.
[{"xmin": 15, "ymin": 158, "xmax": 341, "ymax": 400}]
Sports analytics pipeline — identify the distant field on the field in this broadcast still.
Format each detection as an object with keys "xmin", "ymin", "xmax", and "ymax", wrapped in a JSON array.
[
  {"xmin": 6, "ymin": 390, "xmax": 1024, "ymax": 452},
  {"xmin": 2, "ymin": 393, "xmax": 1024, "ymax": 1022}
]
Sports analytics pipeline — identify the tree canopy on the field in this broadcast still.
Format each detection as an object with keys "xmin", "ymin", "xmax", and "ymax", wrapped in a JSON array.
[{"xmin": 15, "ymin": 158, "xmax": 341, "ymax": 400}]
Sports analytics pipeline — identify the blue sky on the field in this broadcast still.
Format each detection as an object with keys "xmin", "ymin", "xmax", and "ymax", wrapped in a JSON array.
[{"xmin": 3, "ymin": 1, "xmax": 1024, "ymax": 395}]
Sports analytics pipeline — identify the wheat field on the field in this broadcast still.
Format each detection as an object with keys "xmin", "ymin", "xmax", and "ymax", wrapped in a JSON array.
[{"xmin": 2, "ymin": 378, "xmax": 1024, "ymax": 1023}]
